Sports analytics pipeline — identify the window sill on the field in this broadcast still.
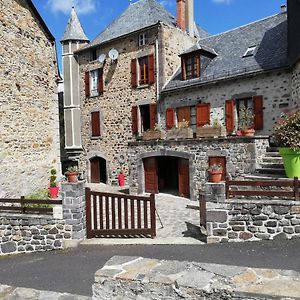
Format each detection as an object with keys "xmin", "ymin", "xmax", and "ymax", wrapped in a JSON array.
[
  {"xmin": 91, "ymin": 136, "xmax": 102, "ymax": 140},
  {"xmin": 137, "ymin": 84, "xmax": 150, "ymax": 89}
]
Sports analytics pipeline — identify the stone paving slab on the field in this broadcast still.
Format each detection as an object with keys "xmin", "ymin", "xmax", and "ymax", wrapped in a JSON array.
[
  {"xmin": 94, "ymin": 256, "xmax": 300, "ymax": 299},
  {"xmin": 0, "ymin": 284, "xmax": 92, "ymax": 300}
]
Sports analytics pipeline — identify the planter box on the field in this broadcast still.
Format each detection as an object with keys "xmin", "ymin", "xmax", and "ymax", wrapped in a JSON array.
[
  {"xmin": 166, "ymin": 128, "xmax": 193, "ymax": 140},
  {"xmin": 143, "ymin": 131, "xmax": 165, "ymax": 141},
  {"xmin": 196, "ymin": 126, "xmax": 226, "ymax": 138}
]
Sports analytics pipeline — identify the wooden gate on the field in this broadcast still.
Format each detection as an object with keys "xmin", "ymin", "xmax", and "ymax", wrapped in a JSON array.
[{"xmin": 86, "ymin": 188, "xmax": 156, "ymax": 238}]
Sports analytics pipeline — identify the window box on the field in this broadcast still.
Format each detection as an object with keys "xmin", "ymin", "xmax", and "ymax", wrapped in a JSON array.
[
  {"xmin": 196, "ymin": 126, "xmax": 226, "ymax": 138},
  {"xmin": 166, "ymin": 127, "xmax": 193, "ymax": 140},
  {"xmin": 143, "ymin": 130, "xmax": 165, "ymax": 141}
]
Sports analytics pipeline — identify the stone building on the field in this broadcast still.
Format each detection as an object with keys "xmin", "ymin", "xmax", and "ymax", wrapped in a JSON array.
[
  {"xmin": 0, "ymin": 0, "xmax": 61, "ymax": 197},
  {"xmin": 62, "ymin": 0, "xmax": 207, "ymax": 184}
]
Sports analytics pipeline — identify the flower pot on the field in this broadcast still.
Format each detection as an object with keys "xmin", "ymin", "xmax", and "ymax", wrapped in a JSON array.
[
  {"xmin": 65, "ymin": 172, "xmax": 79, "ymax": 183},
  {"xmin": 196, "ymin": 126, "xmax": 226, "ymax": 138},
  {"xmin": 279, "ymin": 147, "xmax": 300, "ymax": 178},
  {"xmin": 118, "ymin": 173, "xmax": 125, "ymax": 187},
  {"xmin": 48, "ymin": 187, "xmax": 59, "ymax": 198},
  {"xmin": 166, "ymin": 127, "xmax": 193, "ymax": 140},
  {"xmin": 209, "ymin": 170, "xmax": 223, "ymax": 183},
  {"xmin": 143, "ymin": 130, "xmax": 165, "ymax": 140},
  {"xmin": 241, "ymin": 128, "xmax": 255, "ymax": 136}
]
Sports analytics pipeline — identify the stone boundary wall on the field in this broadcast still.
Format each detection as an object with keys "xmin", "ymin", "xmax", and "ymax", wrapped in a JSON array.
[
  {"xmin": 0, "ymin": 181, "xmax": 87, "ymax": 255},
  {"xmin": 205, "ymin": 183, "xmax": 300, "ymax": 243}
]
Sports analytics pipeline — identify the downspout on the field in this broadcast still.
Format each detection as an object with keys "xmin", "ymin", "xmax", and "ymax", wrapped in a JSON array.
[{"xmin": 155, "ymin": 37, "xmax": 159, "ymax": 102}]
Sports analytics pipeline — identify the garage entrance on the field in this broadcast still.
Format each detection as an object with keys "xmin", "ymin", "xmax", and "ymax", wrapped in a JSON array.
[
  {"xmin": 90, "ymin": 157, "xmax": 107, "ymax": 184},
  {"xmin": 143, "ymin": 156, "xmax": 190, "ymax": 198}
]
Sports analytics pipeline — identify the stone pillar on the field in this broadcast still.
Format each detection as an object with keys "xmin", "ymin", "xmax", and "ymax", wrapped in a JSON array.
[{"xmin": 61, "ymin": 181, "xmax": 86, "ymax": 245}]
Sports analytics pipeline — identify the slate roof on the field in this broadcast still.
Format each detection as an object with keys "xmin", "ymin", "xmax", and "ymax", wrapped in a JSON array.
[
  {"xmin": 61, "ymin": 7, "xmax": 89, "ymax": 42},
  {"xmin": 78, "ymin": 0, "xmax": 208, "ymax": 51},
  {"xmin": 163, "ymin": 12, "xmax": 289, "ymax": 92}
]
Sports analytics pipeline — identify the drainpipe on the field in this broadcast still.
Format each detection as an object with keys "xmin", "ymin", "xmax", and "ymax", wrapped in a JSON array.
[{"xmin": 155, "ymin": 37, "xmax": 159, "ymax": 102}]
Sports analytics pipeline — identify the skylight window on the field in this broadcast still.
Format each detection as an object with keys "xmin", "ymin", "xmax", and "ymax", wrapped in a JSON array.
[{"xmin": 243, "ymin": 45, "xmax": 256, "ymax": 58}]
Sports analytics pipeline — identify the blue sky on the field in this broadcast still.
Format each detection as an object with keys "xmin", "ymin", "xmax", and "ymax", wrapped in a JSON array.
[{"xmin": 31, "ymin": 0, "xmax": 286, "ymax": 71}]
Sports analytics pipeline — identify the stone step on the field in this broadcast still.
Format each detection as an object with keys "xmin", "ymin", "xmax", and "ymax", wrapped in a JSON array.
[
  {"xmin": 256, "ymin": 168, "xmax": 286, "ymax": 176},
  {"xmin": 244, "ymin": 174, "xmax": 289, "ymax": 181},
  {"xmin": 262, "ymin": 156, "xmax": 283, "ymax": 163},
  {"xmin": 259, "ymin": 163, "xmax": 285, "ymax": 169},
  {"xmin": 266, "ymin": 146, "xmax": 279, "ymax": 152},
  {"xmin": 263, "ymin": 152, "xmax": 282, "ymax": 158}
]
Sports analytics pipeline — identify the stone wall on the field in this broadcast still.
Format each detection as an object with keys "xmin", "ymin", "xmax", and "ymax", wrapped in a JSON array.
[
  {"xmin": 291, "ymin": 59, "xmax": 300, "ymax": 110},
  {"xmin": 0, "ymin": 0, "xmax": 61, "ymax": 197},
  {"xmin": 161, "ymin": 69, "xmax": 292, "ymax": 136},
  {"xmin": 205, "ymin": 183, "xmax": 300, "ymax": 243},
  {"xmin": 128, "ymin": 137, "xmax": 268, "ymax": 201}
]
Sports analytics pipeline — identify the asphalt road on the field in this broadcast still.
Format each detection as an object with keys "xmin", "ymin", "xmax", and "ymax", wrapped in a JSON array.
[{"xmin": 1, "ymin": 239, "xmax": 300, "ymax": 296}]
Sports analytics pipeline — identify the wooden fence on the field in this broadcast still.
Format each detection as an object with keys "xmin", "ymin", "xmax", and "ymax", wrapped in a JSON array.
[
  {"xmin": 86, "ymin": 188, "xmax": 156, "ymax": 238},
  {"xmin": 226, "ymin": 177, "xmax": 299, "ymax": 201},
  {"xmin": 0, "ymin": 197, "xmax": 62, "ymax": 214}
]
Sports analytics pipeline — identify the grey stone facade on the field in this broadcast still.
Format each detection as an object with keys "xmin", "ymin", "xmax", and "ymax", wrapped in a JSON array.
[
  {"xmin": 128, "ymin": 137, "xmax": 268, "ymax": 200},
  {"xmin": 0, "ymin": 0, "xmax": 61, "ymax": 198},
  {"xmin": 205, "ymin": 182, "xmax": 300, "ymax": 243}
]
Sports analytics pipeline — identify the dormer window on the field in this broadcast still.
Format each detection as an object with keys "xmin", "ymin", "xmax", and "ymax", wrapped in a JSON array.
[
  {"xmin": 181, "ymin": 53, "xmax": 200, "ymax": 80},
  {"xmin": 243, "ymin": 45, "xmax": 256, "ymax": 58},
  {"xmin": 138, "ymin": 33, "xmax": 147, "ymax": 47}
]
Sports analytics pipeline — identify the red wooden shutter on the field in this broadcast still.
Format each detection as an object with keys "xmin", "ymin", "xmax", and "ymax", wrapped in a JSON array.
[
  {"xmin": 253, "ymin": 95, "xmax": 263, "ymax": 130},
  {"xmin": 181, "ymin": 57, "xmax": 186, "ymax": 80},
  {"xmin": 177, "ymin": 106, "xmax": 191, "ymax": 125},
  {"xmin": 166, "ymin": 108, "xmax": 175, "ymax": 129},
  {"xmin": 85, "ymin": 71, "xmax": 90, "ymax": 98},
  {"xmin": 225, "ymin": 100, "xmax": 235, "ymax": 133},
  {"xmin": 178, "ymin": 158, "xmax": 190, "ymax": 198},
  {"xmin": 91, "ymin": 111, "xmax": 100, "ymax": 137},
  {"xmin": 209, "ymin": 157, "xmax": 226, "ymax": 181},
  {"xmin": 131, "ymin": 106, "xmax": 138, "ymax": 135},
  {"xmin": 196, "ymin": 103, "xmax": 211, "ymax": 127},
  {"xmin": 149, "ymin": 103, "xmax": 157, "ymax": 129},
  {"xmin": 148, "ymin": 54, "xmax": 155, "ymax": 85},
  {"xmin": 144, "ymin": 157, "xmax": 158, "ymax": 194},
  {"xmin": 98, "ymin": 68, "xmax": 103, "ymax": 94},
  {"xmin": 131, "ymin": 59, "xmax": 137, "ymax": 88}
]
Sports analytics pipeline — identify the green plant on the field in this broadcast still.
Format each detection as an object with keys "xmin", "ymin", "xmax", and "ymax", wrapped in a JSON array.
[
  {"xmin": 66, "ymin": 165, "xmax": 79, "ymax": 173},
  {"xmin": 50, "ymin": 168, "xmax": 57, "ymax": 187},
  {"xmin": 212, "ymin": 118, "xmax": 222, "ymax": 128},
  {"xmin": 178, "ymin": 119, "xmax": 189, "ymax": 129},
  {"xmin": 208, "ymin": 163, "xmax": 223, "ymax": 172},
  {"xmin": 238, "ymin": 107, "xmax": 254, "ymax": 131},
  {"xmin": 274, "ymin": 110, "xmax": 300, "ymax": 150},
  {"xmin": 153, "ymin": 123, "xmax": 162, "ymax": 131},
  {"xmin": 25, "ymin": 189, "xmax": 53, "ymax": 208}
]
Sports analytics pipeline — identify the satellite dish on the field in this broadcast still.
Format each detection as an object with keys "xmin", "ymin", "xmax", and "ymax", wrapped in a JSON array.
[
  {"xmin": 108, "ymin": 48, "xmax": 119, "ymax": 61},
  {"xmin": 98, "ymin": 53, "xmax": 106, "ymax": 64}
]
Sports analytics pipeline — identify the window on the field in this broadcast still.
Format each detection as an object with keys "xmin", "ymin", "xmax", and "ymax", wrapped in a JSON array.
[
  {"xmin": 90, "ymin": 70, "xmax": 98, "ymax": 96},
  {"xmin": 91, "ymin": 49, "xmax": 97, "ymax": 61},
  {"xmin": 236, "ymin": 97, "xmax": 253, "ymax": 118},
  {"xmin": 91, "ymin": 111, "xmax": 101, "ymax": 137},
  {"xmin": 131, "ymin": 55, "xmax": 155, "ymax": 88},
  {"xmin": 138, "ymin": 33, "xmax": 147, "ymax": 47},
  {"xmin": 138, "ymin": 56, "xmax": 149, "ymax": 85},
  {"xmin": 177, "ymin": 106, "xmax": 191, "ymax": 126},
  {"xmin": 85, "ymin": 69, "xmax": 103, "ymax": 98},
  {"xmin": 243, "ymin": 45, "xmax": 256, "ymax": 58},
  {"xmin": 181, "ymin": 54, "xmax": 200, "ymax": 80}
]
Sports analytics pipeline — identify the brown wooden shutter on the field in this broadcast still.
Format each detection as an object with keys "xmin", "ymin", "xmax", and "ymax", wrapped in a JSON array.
[
  {"xmin": 181, "ymin": 57, "xmax": 186, "ymax": 80},
  {"xmin": 85, "ymin": 71, "xmax": 90, "ymax": 98},
  {"xmin": 209, "ymin": 157, "xmax": 226, "ymax": 181},
  {"xmin": 131, "ymin": 106, "xmax": 138, "ymax": 135},
  {"xmin": 98, "ymin": 68, "xmax": 103, "ymax": 94},
  {"xmin": 166, "ymin": 108, "xmax": 175, "ymax": 129},
  {"xmin": 131, "ymin": 59, "xmax": 137, "ymax": 88},
  {"xmin": 177, "ymin": 106, "xmax": 191, "ymax": 125},
  {"xmin": 253, "ymin": 95, "xmax": 263, "ymax": 130},
  {"xmin": 148, "ymin": 54, "xmax": 155, "ymax": 85},
  {"xmin": 178, "ymin": 158, "xmax": 190, "ymax": 198},
  {"xmin": 196, "ymin": 103, "xmax": 210, "ymax": 127},
  {"xmin": 91, "ymin": 111, "xmax": 100, "ymax": 137},
  {"xmin": 149, "ymin": 103, "xmax": 157, "ymax": 129},
  {"xmin": 144, "ymin": 157, "xmax": 158, "ymax": 194},
  {"xmin": 225, "ymin": 100, "xmax": 235, "ymax": 133}
]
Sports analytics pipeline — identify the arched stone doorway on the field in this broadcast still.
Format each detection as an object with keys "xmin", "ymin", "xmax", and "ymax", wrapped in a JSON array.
[{"xmin": 89, "ymin": 156, "xmax": 107, "ymax": 184}]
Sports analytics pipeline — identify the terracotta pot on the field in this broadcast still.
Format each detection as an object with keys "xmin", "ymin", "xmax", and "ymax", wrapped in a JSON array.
[
  {"xmin": 65, "ymin": 172, "xmax": 79, "ymax": 183},
  {"xmin": 48, "ymin": 187, "xmax": 59, "ymax": 198},
  {"xmin": 209, "ymin": 170, "xmax": 223, "ymax": 183},
  {"xmin": 241, "ymin": 128, "xmax": 255, "ymax": 136}
]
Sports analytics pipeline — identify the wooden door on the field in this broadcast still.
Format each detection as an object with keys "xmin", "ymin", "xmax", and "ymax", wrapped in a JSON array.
[
  {"xmin": 91, "ymin": 159, "xmax": 100, "ymax": 183},
  {"xmin": 178, "ymin": 158, "xmax": 190, "ymax": 198},
  {"xmin": 208, "ymin": 157, "xmax": 226, "ymax": 181},
  {"xmin": 144, "ymin": 157, "xmax": 158, "ymax": 194}
]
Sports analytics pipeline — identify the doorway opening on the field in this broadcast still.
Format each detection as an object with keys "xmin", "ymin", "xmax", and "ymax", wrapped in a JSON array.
[
  {"xmin": 90, "ymin": 157, "xmax": 107, "ymax": 184},
  {"xmin": 157, "ymin": 156, "xmax": 178, "ymax": 195}
]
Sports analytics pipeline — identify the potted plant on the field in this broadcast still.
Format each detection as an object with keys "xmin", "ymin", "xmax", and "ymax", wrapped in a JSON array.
[
  {"xmin": 197, "ymin": 118, "xmax": 226, "ymax": 138},
  {"xmin": 143, "ymin": 123, "xmax": 165, "ymax": 140},
  {"xmin": 208, "ymin": 163, "xmax": 223, "ymax": 183},
  {"xmin": 48, "ymin": 169, "xmax": 59, "ymax": 198},
  {"xmin": 65, "ymin": 166, "xmax": 79, "ymax": 183},
  {"xmin": 166, "ymin": 119, "xmax": 193, "ymax": 140},
  {"xmin": 238, "ymin": 107, "xmax": 255, "ymax": 136},
  {"xmin": 274, "ymin": 110, "xmax": 300, "ymax": 178}
]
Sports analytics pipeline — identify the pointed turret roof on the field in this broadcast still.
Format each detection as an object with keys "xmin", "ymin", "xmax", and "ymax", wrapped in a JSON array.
[{"xmin": 61, "ymin": 7, "xmax": 89, "ymax": 42}]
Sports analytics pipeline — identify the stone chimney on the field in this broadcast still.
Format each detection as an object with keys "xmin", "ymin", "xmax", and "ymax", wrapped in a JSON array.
[
  {"xmin": 185, "ymin": 0, "xmax": 194, "ymax": 36},
  {"xmin": 281, "ymin": 4, "xmax": 287, "ymax": 13},
  {"xmin": 177, "ymin": 0, "xmax": 186, "ymax": 32}
]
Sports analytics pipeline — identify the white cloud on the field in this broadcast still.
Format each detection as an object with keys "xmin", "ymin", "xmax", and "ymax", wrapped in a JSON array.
[
  {"xmin": 47, "ymin": 0, "xmax": 96, "ymax": 15},
  {"xmin": 212, "ymin": 0, "xmax": 233, "ymax": 4}
]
